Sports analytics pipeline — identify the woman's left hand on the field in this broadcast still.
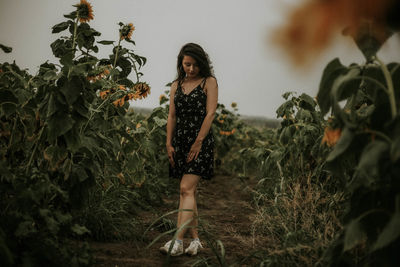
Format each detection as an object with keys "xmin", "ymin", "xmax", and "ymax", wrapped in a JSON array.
[{"xmin": 187, "ymin": 140, "xmax": 202, "ymax": 162}]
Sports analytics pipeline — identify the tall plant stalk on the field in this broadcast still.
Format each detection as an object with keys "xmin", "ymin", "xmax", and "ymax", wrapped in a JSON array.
[
  {"xmin": 72, "ymin": 17, "xmax": 78, "ymax": 51},
  {"xmin": 375, "ymin": 56, "xmax": 397, "ymax": 119},
  {"xmin": 113, "ymin": 39, "xmax": 122, "ymax": 69}
]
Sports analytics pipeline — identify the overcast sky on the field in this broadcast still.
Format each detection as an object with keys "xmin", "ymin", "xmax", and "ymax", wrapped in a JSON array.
[{"xmin": 1, "ymin": 0, "xmax": 399, "ymax": 118}]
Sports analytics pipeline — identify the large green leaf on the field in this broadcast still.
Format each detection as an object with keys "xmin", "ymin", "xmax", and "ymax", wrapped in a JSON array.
[
  {"xmin": 391, "ymin": 136, "xmax": 400, "ymax": 162},
  {"xmin": 331, "ymin": 68, "xmax": 361, "ymax": 116},
  {"xmin": 46, "ymin": 93, "xmax": 58, "ymax": 118},
  {"xmin": 343, "ymin": 219, "xmax": 366, "ymax": 251},
  {"xmin": 372, "ymin": 211, "xmax": 400, "ymax": 251},
  {"xmin": 0, "ymin": 89, "xmax": 18, "ymax": 117},
  {"xmin": 44, "ymin": 145, "xmax": 68, "ymax": 170},
  {"xmin": 15, "ymin": 221, "xmax": 37, "ymax": 237},
  {"xmin": 336, "ymin": 71, "xmax": 361, "ymax": 102},
  {"xmin": 60, "ymin": 76, "xmax": 82, "ymax": 105},
  {"xmin": 64, "ymin": 128, "xmax": 81, "ymax": 152},
  {"xmin": 317, "ymin": 58, "xmax": 347, "ymax": 115},
  {"xmin": 355, "ymin": 140, "xmax": 389, "ymax": 182},
  {"xmin": 51, "ymin": 21, "xmax": 70, "ymax": 33},
  {"xmin": 276, "ymin": 100, "xmax": 294, "ymax": 118},
  {"xmin": 71, "ymin": 224, "xmax": 90, "ymax": 235},
  {"xmin": 298, "ymin": 93, "xmax": 316, "ymax": 111},
  {"xmin": 50, "ymin": 39, "xmax": 71, "ymax": 58},
  {"xmin": 47, "ymin": 111, "xmax": 74, "ymax": 141},
  {"xmin": 153, "ymin": 117, "xmax": 167, "ymax": 128},
  {"xmin": 0, "ymin": 89, "xmax": 18, "ymax": 105},
  {"xmin": 97, "ymin": 40, "xmax": 114, "ymax": 45},
  {"xmin": 73, "ymin": 165, "xmax": 89, "ymax": 182},
  {"xmin": 356, "ymin": 104, "xmax": 375, "ymax": 119},
  {"xmin": 72, "ymin": 98, "xmax": 89, "ymax": 119},
  {"xmin": 43, "ymin": 70, "xmax": 58, "ymax": 81},
  {"xmin": 0, "ymin": 43, "xmax": 12, "ymax": 53},
  {"xmin": 295, "ymin": 109, "xmax": 313, "ymax": 123},
  {"xmin": 279, "ymin": 125, "xmax": 295, "ymax": 145},
  {"xmin": 60, "ymin": 53, "xmax": 74, "ymax": 68}
]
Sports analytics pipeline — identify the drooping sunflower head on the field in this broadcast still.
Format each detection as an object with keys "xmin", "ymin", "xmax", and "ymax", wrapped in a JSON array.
[
  {"xmin": 159, "ymin": 94, "xmax": 168, "ymax": 105},
  {"xmin": 76, "ymin": 0, "xmax": 94, "ymax": 23},
  {"xmin": 321, "ymin": 126, "xmax": 342, "ymax": 147},
  {"xmin": 120, "ymin": 23, "xmax": 135, "ymax": 40},
  {"xmin": 273, "ymin": 0, "xmax": 395, "ymax": 65},
  {"xmin": 133, "ymin": 82, "xmax": 151, "ymax": 99}
]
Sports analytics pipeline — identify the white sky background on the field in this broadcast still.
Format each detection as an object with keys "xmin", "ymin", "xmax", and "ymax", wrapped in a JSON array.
[{"xmin": 1, "ymin": 0, "xmax": 400, "ymax": 118}]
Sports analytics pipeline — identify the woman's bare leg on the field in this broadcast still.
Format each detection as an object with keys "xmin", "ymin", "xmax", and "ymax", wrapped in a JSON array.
[
  {"xmin": 188, "ymin": 194, "xmax": 199, "ymax": 239},
  {"xmin": 176, "ymin": 174, "xmax": 200, "ymax": 240},
  {"xmin": 177, "ymin": 190, "xmax": 198, "ymax": 238}
]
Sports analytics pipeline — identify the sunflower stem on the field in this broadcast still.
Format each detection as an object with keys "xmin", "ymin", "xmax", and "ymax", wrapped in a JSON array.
[
  {"xmin": 72, "ymin": 17, "xmax": 79, "ymax": 51},
  {"xmin": 375, "ymin": 56, "xmax": 397, "ymax": 119},
  {"xmin": 113, "ymin": 38, "xmax": 122, "ymax": 69},
  {"xmin": 80, "ymin": 90, "xmax": 119, "ymax": 134},
  {"xmin": 25, "ymin": 126, "xmax": 45, "ymax": 174},
  {"xmin": 131, "ymin": 59, "xmax": 140, "ymax": 82}
]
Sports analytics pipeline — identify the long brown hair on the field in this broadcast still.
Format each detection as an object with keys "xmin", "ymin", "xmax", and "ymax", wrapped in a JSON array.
[{"xmin": 176, "ymin": 43, "xmax": 214, "ymax": 83}]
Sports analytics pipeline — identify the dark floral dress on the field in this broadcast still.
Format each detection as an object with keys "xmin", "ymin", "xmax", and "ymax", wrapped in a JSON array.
[{"xmin": 169, "ymin": 78, "xmax": 214, "ymax": 180}]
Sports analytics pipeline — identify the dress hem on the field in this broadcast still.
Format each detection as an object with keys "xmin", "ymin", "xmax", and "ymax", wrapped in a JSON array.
[{"xmin": 170, "ymin": 171, "xmax": 213, "ymax": 180}]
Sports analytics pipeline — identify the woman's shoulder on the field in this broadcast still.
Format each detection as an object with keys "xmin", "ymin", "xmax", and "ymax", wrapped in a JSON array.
[
  {"xmin": 204, "ymin": 76, "xmax": 218, "ymax": 88},
  {"xmin": 170, "ymin": 80, "xmax": 179, "ymax": 93}
]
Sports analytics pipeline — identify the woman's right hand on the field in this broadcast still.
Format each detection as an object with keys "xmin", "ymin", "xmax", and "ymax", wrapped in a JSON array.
[{"xmin": 166, "ymin": 145, "xmax": 175, "ymax": 168}]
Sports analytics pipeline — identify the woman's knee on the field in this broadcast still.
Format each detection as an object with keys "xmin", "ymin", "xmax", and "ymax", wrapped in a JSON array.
[
  {"xmin": 180, "ymin": 184, "xmax": 195, "ymax": 197},
  {"xmin": 180, "ymin": 174, "xmax": 200, "ymax": 197}
]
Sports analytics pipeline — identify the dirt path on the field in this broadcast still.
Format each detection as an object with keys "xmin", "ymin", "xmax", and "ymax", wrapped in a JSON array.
[{"xmin": 90, "ymin": 174, "xmax": 259, "ymax": 266}]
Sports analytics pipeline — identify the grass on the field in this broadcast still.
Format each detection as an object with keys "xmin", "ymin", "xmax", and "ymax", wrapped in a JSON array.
[{"xmin": 250, "ymin": 174, "xmax": 343, "ymax": 266}]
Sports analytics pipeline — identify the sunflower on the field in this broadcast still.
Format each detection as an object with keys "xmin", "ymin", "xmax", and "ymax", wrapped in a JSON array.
[
  {"xmin": 120, "ymin": 23, "xmax": 135, "ymax": 40},
  {"xmin": 113, "ymin": 97, "xmax": 125, "ymax": 107},
  {"xmin": 87, "ymin": 66, "xmax": 110, "ymax": 82},
  {"xmin": 99, "ymin": 89, "xmax": 110, "ymax": 99},
  {"xmin": 76, "ymin": 0, "xmax": 94, "ymax": 23},
  {"xmin": 321, "ymin": 126, "xmax": 342, "ymax": 147},
  {"xmin": 133, "ymin": 82, "xmax": 151, "ymax": 99},
  {"xmin": 219, "ymin": 129, "xmax": 236, "ymax": 136}
]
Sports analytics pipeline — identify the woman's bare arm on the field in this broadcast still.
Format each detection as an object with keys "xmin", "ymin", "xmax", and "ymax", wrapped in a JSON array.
[
  {"xmin": 166, "ymin": 81, "xmax": 178, "ymax": 166},
  {"xmin": 196, "ymin": 77, "xmax": 218, "ymax": 142}
]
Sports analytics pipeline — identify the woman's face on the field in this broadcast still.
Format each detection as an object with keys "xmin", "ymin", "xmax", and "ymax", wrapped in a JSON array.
[{"xmin": 182, "ymin": 55, "xmax": 200, "ymax": 79}]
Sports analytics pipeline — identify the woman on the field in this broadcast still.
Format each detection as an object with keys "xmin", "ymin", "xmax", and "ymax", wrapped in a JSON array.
[{"xmin": 159, "ymin": 43, "xmax": 218, "ymax": 256}]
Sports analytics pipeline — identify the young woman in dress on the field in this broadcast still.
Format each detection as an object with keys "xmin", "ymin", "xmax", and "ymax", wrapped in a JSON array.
[{"xmin": 159, "ymin": 43, "xmax": 218, "ymax": 256}]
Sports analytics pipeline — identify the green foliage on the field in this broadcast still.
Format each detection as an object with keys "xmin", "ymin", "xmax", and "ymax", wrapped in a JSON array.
[
  {"xmin": 317, "ymin": 54, "xmax": 400, "ymax": 264},
  {"xmin": 0, "ymin": 1, "xmax": 153, "ymax": 265},
  {"xmin": 0, "ymin": 43, "xmax": 12, "ymax": 53},
  {"xmin": 212, "ymin": 103, "xmax": 272, "ymax": 177},
  {"xmin": 257, "ymin": 92, "xmax": 331, "ymax": 196}
]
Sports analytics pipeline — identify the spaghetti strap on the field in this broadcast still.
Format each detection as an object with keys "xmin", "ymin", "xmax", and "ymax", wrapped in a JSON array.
[{"xmin": 200, "ymin": 77, "xmax": 207, "ymax": 89}]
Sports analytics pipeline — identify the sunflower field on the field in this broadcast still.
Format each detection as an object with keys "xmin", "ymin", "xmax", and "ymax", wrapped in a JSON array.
[
  {"xmin": 1, "ymin": 0, "xmax": 400, "ymax": 266},
  {"xmin": 0, "ymin": 1, "xmax": 165, "ymax": 265}
]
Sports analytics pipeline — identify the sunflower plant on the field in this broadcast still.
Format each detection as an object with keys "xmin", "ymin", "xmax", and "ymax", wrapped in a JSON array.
[
  {"xmin": 312, "ymin": 13, "xmax": 400, "ymax": 267},
  {"xmin": 317, "ymin": 48, "xmax": 400, "ymax": 266},
  {"xmin": 0, "ymin": 0, "xmax": 158, "ymax": 265}
]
